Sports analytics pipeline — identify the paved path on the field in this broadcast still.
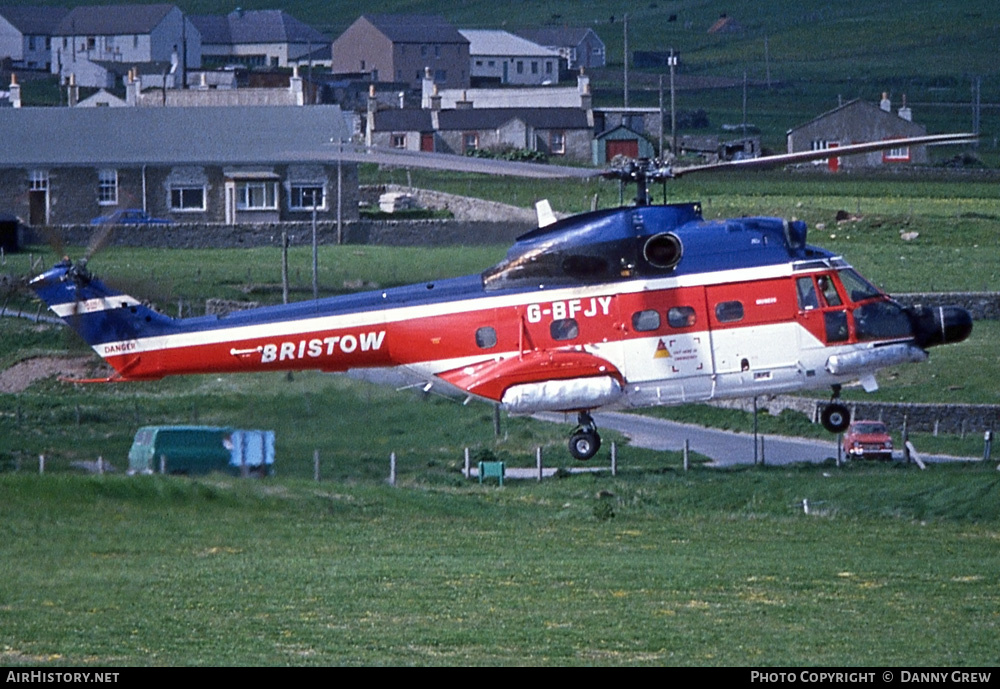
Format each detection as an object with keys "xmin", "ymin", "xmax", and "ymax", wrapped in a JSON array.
[{"xmin": 534, "ymin": 411, "xmax": 974, "ymax": 467}]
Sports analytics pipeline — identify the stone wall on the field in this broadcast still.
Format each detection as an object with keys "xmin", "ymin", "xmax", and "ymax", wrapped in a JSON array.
[
  {"xmin": 360, "ymin": 184, "xmax": 539, "ymax": 224},
  {"xmin": 25, "ymin": 217, "xmax": 534, "ymax": 250},
  {"xmin": 713, "ymin": 395, "xmax": 1000, "ymax": 434}
]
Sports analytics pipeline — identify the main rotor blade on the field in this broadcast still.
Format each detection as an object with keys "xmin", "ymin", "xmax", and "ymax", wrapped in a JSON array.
[
  {"xmin": 672, "ymin": 132, "xmax": 978, "ymax": 177},
  {"xmin": 279, "ymin": 142, "xmax": 600, "ymax": 179}
]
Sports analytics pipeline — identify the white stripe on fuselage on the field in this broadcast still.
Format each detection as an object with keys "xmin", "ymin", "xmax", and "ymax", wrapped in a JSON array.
[{"xmin": 91, "ymin": 260, "xmax": 833, "ymax": 358}]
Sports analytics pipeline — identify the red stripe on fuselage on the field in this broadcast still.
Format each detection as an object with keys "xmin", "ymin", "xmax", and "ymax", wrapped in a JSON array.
[{"xmin": 100, "ymin": 269, "xmax": 875, "ymax": 380}]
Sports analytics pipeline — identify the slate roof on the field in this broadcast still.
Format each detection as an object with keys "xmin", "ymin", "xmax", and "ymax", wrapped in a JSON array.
[
  {"xmin": 0, "ymin": 6, "xmax": 69, "ymax": 34},
  {"xmin": 0, "ymin": 106, "xmax": 352, "ymax": 166},
  {"xmin": 516, "ymin": 27, "xmax": 597, "ymax": 48},
  {"xmin": 459, "ymin": 30, "xmax": 557, "ymax": 58},
  {"xmin": 53, "ymin": 3, "xmax": 177, "ymax": 36},
  {"xmin": 362, "ymin": 14, "xmax": 467, "ymax": 45},
  {"xmin": 374, "ymin": 107, "xmax": 589, "ymax": 132},
  {"xmin": 191, "ymin": 9, "xmax": 327, "ymax": 46}
]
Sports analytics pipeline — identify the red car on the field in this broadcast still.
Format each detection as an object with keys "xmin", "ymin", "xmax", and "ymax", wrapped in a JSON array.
[{"xmin": 843, "ymin": 420, "xmax": 894, "ymax": 461}]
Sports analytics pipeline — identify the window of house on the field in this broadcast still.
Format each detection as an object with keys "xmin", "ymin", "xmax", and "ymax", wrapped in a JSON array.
[
  {"xmin": 289, "ymin": 184, "xmax": 325, "ymax": 211},
  {"xmin": 531, "ymin": 61, "xmax": 538, "ymax": 74},
  {"xmin": 97, "ymin": 169, "xmax": 118, "ymax": 205},
  {"xmin": 391, "ymin": 133, "xmax": 406, "ymax": 149},
  {"xmin": 546, "ymin": 61, "xmax": 553, "ymax": 74},
  {"xmin": 883, "ymin": 146, "xmax": 910, "ymax": 162},
  {"xmin": 516, "ymin": 61, "xmax": 524, "ymax": 74},
  {"xmin": 237, "ymin": 181, "xmax": 277, "ymax": 210},
  {"xmin": 169, "ymin": 185, "xmax": 206, "ymax": 211},
  {"xmin": 550, "ymin": 131, "xmax": 566, "ymax": 155},
  {"xmin": 29, "ymin": 170, "xmax": 48, "ymax": 191},
  {"xmin": 463, "ymin": 132, "xmax": 479, "ymax": 153}
]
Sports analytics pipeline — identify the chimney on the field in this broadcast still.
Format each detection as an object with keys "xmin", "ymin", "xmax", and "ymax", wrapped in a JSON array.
[
  {"xmin": 880, "ymin": 91, "xmax": 891, "ymax": 112},
  {"xmin": 455, "ymin": 90, "xmax": 473, "ymax": 110},
  {"xmin": 421, "ymin": 66, "xmax": 439, "ymax": 108},
  {"xmin": 290, "ymin": 64, "xmax": 303, "ymax": 105},
  {"xmin": 366, "ymin": 84, "xmax": 376, "ymax": 147},
  {"xmin": 398, "ymin": 91, "xmax": 405, "ymax": 109},
  {"xmin": 9, "ymin": 73, "xmax": 21, "ymax": 108},
  {"xmin": 581, "ymin": 80, "xmax": 593, "ymax": 127},
  {"xmin": 125, "ymin": 69, "xmax": 140, "ymax": 105},
  {"xmin": 428, "ymin": 83, "xmax": 441, "ymax": 113},
  {"xmin": 67, "ymin": 72, "xmax": 79, "ymax": 107},
  {"xmin": 897, "ymin": 93, "xmax": 912, "ymax": 122}
]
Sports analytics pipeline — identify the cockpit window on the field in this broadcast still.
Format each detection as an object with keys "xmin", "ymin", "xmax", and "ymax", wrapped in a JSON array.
[
  {"xmin": 853, "ymin": 301, "xmax": 912, "ymax": 341},
  {"xmin": 839, "ymin": 269, "xmax": 881, "ymax": 303}
]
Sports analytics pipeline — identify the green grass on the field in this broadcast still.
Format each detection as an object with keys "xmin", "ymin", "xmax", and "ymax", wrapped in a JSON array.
[{"xmin": 1, "ymin": 465, "xmax": 998, "ymax": 666}]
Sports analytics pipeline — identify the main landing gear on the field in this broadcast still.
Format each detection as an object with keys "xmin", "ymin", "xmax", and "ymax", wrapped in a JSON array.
[
  {"xmin": 569, "ymin": 411, "xmax": 601, "ymax": 461},
  {"xmin": 820, "ymin": 384, "xmax": 851, "ymax": 433}
]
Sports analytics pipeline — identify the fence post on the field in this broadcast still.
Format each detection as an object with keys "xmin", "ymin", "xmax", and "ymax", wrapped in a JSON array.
[
  {"xmin": 313, "ymin": 449, "xmax": 320, "ymax": 482},
  {"xmin": 611, "ymin": 442, "xmax": 617, "ymax": 476},
  {"xmin": 389, "ymin": 452, "xmax": 396, "ymax": 486},
  {"xmin": 38, "ymin": 454, "xmax": 44, "ymax": 475},
  {"xmin": 536, "ymin": 446, "xmax": 543, "ymax": 482},
  {"xmin": 464, "ymin": 447, "xmax": 470, "ymax": 479},
  {"xmin": 683, "ymin": 439, "xmax": 689, "ymax": 471}
]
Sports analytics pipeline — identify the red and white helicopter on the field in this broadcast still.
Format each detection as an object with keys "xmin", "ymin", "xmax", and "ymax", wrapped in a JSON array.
[{"xmin": 29, "ymin": 134, "xmax": 974, "ymax": 460}]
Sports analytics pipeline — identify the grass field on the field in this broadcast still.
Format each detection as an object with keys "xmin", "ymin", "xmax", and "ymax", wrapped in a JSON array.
[{"xmin": 2, "ymin": 465, "xmax": 999, "ymax": 666}]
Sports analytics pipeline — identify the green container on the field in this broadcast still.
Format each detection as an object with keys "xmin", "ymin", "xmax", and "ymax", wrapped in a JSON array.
[{"xmin": 127, "ymin": 426, "xmax": 274, "ymax": 477}]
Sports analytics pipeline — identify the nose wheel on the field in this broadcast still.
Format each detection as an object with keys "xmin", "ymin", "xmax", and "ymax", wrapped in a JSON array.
[{"xmin": 568, "ymin": 412, "xmax": 601, "ymax": 461}]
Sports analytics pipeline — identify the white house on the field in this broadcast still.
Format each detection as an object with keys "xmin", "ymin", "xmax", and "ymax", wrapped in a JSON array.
[
  {"xmin": 51, "ymin": 3, "xmax": 201, "ymax": 89},
  {"xmin": 459, "ymin": 29, "xmax": 560, "ymax": 86},
  {"xmin": 0, "ymin": 6, "xmax": 67, "ymax": 71}
]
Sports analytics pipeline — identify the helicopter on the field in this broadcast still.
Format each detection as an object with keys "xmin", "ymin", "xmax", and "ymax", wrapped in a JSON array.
[{"xmin": 28, "ymin": 133, "xmax": 975, "ymax": 460}]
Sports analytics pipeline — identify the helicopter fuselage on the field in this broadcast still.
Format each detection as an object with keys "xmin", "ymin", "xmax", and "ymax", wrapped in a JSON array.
[{"xmin": 30, "ymin": 201, "xmax": 972, "ymax": 459}]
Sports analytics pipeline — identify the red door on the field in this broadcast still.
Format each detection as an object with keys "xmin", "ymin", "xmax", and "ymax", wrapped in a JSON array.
[
  {"xmin": 606, "ymin": 139, "xmax": 639, "ymax": 160},
  {"xmin": 826, "ymin": 142, "xmax": 840, "ymax": 172}
]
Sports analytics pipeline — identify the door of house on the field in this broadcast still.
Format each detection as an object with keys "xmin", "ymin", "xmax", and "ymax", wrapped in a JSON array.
[
  {"xmin": 606, "ymin": 139, "xmax": 639, "ymax": 160},
  {"xmin": 420, "ymin": 133, "xmax": 434, "ymax": 152}
]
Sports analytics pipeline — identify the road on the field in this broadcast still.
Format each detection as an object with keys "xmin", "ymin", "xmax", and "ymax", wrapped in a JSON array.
[{"xmin": 534, "ymin": 411, "xmax": 974, "ymax": 467}]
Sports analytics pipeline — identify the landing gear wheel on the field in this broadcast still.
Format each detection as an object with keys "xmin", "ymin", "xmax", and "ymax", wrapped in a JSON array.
[
  {"xmin": 569, "ymin": 431, "xmax": 601, "ymax": 461},
  {"xmin": 821, "ymin": 403, "xmax": 851, "ymax": 433},
  {"xmin": 568, "ymin": 411, "xmax": 601, "ymax": 461}
]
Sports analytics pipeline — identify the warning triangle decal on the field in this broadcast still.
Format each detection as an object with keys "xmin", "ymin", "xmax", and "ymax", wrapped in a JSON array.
[{"xmin": 654, "ymin": 339, "xmax": 670, "ymax": 359}]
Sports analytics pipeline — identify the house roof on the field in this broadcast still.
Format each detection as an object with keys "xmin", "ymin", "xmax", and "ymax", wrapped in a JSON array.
[
  {"xmin": 374, "ymin": 107, "xmax": 589, "ymax": 133},
  {"xmin": 458, "ymin": 30, "xmax": 558, "ymax": 58},
  {"xmin": 0, "ymin": 106, "xmax": 352, "ymax": 167},
  {"xmin": 54, "ymin": 3, "xmax": 177, "ymax": 36},
  {"xmin": 515, "ymin": 27, "xmax": 599, "ymax": 48},
  {"xmin": 0, "ymin": 6, "xmax": 69, "ymax": 34},
  {"xmin": 361, "ymin": 14, "xmax": 467, "ymax": 45},
  {"xmin": 787, "ymin": 98, "xmax": 926, "ymax": 135},
  {"xmin": 191, "ymin": 9, "xmax": 327, "ymax": 46}
]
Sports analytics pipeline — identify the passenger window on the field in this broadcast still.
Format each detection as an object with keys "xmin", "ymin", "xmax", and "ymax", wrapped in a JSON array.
[
  {"xmin": 550, "ymin": 318, "xmax": 579, "ymax": 341},
  {"xmin": 632, "ymin": 310, "xmax": 660, "ymax": 332},
  {"xmin": 715, "ymin": 301, "xmax": 744, "ymax": 323},
  {"xmin": 475, "ymin": 326, "xmax": 497, "ymax": 349},
  {"xmin": 668, "ymin": 306, "xmax": 697, "ymax": 328}
]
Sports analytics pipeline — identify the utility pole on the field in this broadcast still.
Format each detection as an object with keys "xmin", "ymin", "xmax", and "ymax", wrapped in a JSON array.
[
  {"xmin": 623, "ymin": 13, "xmax": 629, "ymax": 108},
  {"xmin": 669, "ymin": 50, "xmax": 678, "ymax": 157}
]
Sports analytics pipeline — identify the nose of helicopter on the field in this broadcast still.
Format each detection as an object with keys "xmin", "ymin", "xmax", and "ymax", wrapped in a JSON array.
[{"xmin": 907, "ymin": 305, "xmax": 973, "ymax": 348}]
